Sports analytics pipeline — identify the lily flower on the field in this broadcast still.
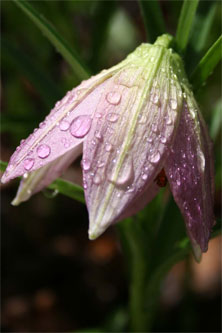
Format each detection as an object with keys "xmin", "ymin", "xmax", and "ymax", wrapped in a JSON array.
[{"xmin": 1, "ymin": 34, "xmax": 214, "ymax": 259}]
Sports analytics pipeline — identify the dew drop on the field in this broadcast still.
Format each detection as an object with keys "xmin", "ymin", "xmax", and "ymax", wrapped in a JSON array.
[
  {"xmin": 70, "ymin": 115, "xmax": 92, "ymax": 138},
  {"xmin": 24, "ymin": 158, "xmax": 34, "ymax": 171},
  {"xmin": 160, "ymin": 136, "xmax": 166, "ymax": 143},
  {"xmin": 37, "ymin": 144, "xmax": 51, "ymax": 159},
  {"xmin": 39, "ymin": 121, "xmax": 46, "ymax": 129},
  {"xmin": 95, "ymin": 113, "xmax": 102, "ymax": 118},
  {"xmin": 105, "ymin": 143, "xmax": 113, "ymax": 152},
  {"xmin": 147, "ymin": 137, "xmax": 153, "ymax": 143},
  {"xmin": 166, "ymin": 116, "xmax": 172, "ymax": 125},
  {"xmin": 152, "ymin": 124, "xmax": 158, "ymax": 133},
  {"xmin": 23, "ymin": 172, "xmax": 28, "ymax": 179},
  {"xmin": 93, "ymin": 175, "xmax": 101, "ymax": 185},
  {"xmin": 109, "ymin": 156, "xmax": 134, "ymax": 188},
  {"xmin": 189, "ymin": 108, "xmax": 196, "ymax": 119},
  {"xmin": 59, "ymin": 120, "xmax": 70, "ymax": 131},
  {"xmin": 95, "ymin": 130, "xmax": 103, "ymax": 141},
  {"xmin": 106, "ymin": 91, "xmax": 121, "ymax": 105},
  {"xmin": 142, "ymin": 173, "xmax": 148, "ymax": 180},
  {"xmin": 97, "ymin": 160, "xmax": 105, "ymax": 168},
  {"xmin": 149, "ymin": 151, "xmax": 160, "ymax": 164},
  {"xmin": 82, "ymin": 158, "xmax": 91, "ymax": 171},
  {"xmin": 176, "ymin": 179, "xmax": 181, "ymax": 186},
  {"xmin": 106, "ymin": 113, "xmax": 119, "ymax": 123},
  {"xmin": 151, "ymin": 93, "xmax": 159, "ymax": 105},
  {"xmin": 170, "ymin": 99, "xmax": 177, "ymax": 110}
]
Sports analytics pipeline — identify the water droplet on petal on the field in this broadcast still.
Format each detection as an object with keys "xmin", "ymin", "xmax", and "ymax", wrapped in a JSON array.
[
  {"xmin": 166, "ymin": 116, "xmax": 172, "ymax": 125},
  {"xmin": 106, "ymin": 91, "xmax": 121, "ymax": 105},
  {"xmin": 176, "ymin": 179, "xmax": 181, "ymax": 186},
  {"xmin": 151, "ymin": 93, "xmax": 159, "ymax": 105},
  {"xmin": 24, "ymin": 158, "xmax": 34, "ymax": 171},
  {"xmin": 109, "ymin": 156, "xmax": 134, "ymax": 188},
  {"xmin": 59, "ymin": 120, "xmax": 70, "ymax": 131},
  {"xmin": 152, "ymin": 124, "xmax": 158, "ymax": 133},
  {"xmin": 142, "ymin": 173, "xmax": 148, "ymax": 180},
  {"xmin": 149, "ymin": 151, "xmax": 160, "ymax": 164},
  {"xmin": 93, "ymin": 175, "xmax": 101, "ymax": 185},
  {"xmin": 82, "ymin": 158, "xmax": 91, "ymax": 171},
  {"xmin": 105, "ymin": 143, "xmax": 113, "ymax": 152},
  {"xmin": 189, "ymin": 108, "xmax": 196, "ymax": 119},
  {"xmin": 37, "ymin": 144, "xmax": 51, "ymax": 159},
  {"xmin": 23, "ymin": 172, "xmax": 28, "ymax": 179},
  {"xmin": 106, "ymin": 113, "xmax": 119, "ymax": 123},
  {"xmin": 95, "ymin": 130, "xmax": 103, "ymax": 141},
  {"xmin": 70, "ymin": 115, "xmax": 92, "ymax": 138},
  {"xmin": 170, "ymin": 99, "xmax": 177, "ymax": 110},
  {"xmin": 97, "ymin": 160, "xmax": 105, "ymax": 168},
  {"xmin": 39, "ymin": 121, "xmax": 46, "ymax": 129},
  {"xmin": 160, "ymin": 136, "xmax": 166, "ymax": 143},
  {"xmin": 147, "ymin": 137, "xmax": 153, "ymax": 143}
]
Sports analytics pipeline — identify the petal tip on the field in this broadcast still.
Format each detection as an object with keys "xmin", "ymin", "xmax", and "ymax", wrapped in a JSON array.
[
  {"xmin": 88, "ymin": 223, "xmax": 107, "ymax": 240},
  {"xmin": 11, "ymin": 197, "xmax": 20, "ymax": 206},
  {"xmin": 192, "ymin": 241, "xmax": 202, "ymax": 262}
]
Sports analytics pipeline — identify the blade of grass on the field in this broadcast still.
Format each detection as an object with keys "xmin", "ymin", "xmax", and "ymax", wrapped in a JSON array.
[
  {"xmin": 2, "ymin": 38, "xmax": 62, "ymax": 108},
  {"xmin": 190, "ymin": 35, "xmax": 222, "ymax": 91},
  {"xmin": 210, "ymin": 100, "xmax": 222, "ymax": 140},
  {"xmin": 176, "ymin": 0, "xmax": 199, "ymax": 53},
  {"xmin": 13, "ymin": 0, "xmax": 90, "ymax": 81},
  {"xmin": 48, "ymin": 178, "xmax": 85, "ymax": 204},
  {"xmin": 0, "ymin": 161, "xmax": 8, "ymax": 172},
  {"xmin": 138, "ymin": 0, "xmax": 166, "ymax": 43},
  {"xmin": 190, "ymin": 2, "xmax": 217, "ymax": 55}
]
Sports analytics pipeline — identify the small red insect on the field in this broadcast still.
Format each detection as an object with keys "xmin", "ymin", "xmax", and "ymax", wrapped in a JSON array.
[{"xmin": 155, "ymin": 168, "xmax": 168, "ymax": 187}]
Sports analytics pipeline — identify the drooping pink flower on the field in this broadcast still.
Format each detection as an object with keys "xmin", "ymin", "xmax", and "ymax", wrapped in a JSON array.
[{"xmin": 1, "ymin": 35, "xmax": 214, "ymax": 260}]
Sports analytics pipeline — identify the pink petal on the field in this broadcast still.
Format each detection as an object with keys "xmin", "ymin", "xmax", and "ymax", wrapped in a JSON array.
[
  {"xmin": 12, "ymin": 145, "xmax": 82, "ymax": 205},
  {"xmin": 165, "ymin": 98, "xmax": 215, "ymax": 255},
  {"xmin": 83, "ymin": 58, "xmax": 183, "ymax": 239},
  {"xmin": 118, "ymin": 181, "xmax": 161, "ymax": 221},
  {"xmin": 1, "ymin": 75, "xmax": 114, "ymax": 184}
]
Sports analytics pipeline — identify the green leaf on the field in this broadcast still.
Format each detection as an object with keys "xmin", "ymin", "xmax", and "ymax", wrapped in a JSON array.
[
  {"xmin": 2, "ymin": 38, "xmax": 62, "ymax": 108},
  {"xmin": 13, "ymin": 0, "xmax": 90, "ymax": 81},
  {"xmin": 176, "ymin": 0, "xmax": 199, "ymax": 53},
  {"xmin": 0, "ymin": 161, "xmax": 7, "ymax": 172},
  {"xmin": 48, "ymin": 178, "xmax": 85, "ymax": 204},
  {"xmin": 190, "ymin": 2, "xmax": 217, "ymax": 55},
  {"xmin": 190, "ymin": 35, "xmax": 222, "ymax": 91},
  {"xmin": 210, "ymin": 99, "xmax": 222, "ymax": 140},
  {"xmin": 138, "ymin": 0, "xmax": 166, "ymax": 43}
]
